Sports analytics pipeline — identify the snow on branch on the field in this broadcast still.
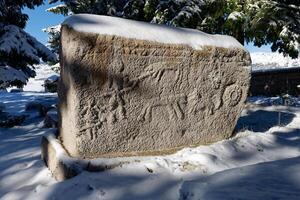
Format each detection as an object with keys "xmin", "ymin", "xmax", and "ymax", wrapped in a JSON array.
[
  {"xmin": 42, "ymin": 24, "xmax": 61, "ymax": 53},
  {"xmin": 0, "ymin": 65, "xmax": 27, "ymax": 88},
  {"xmin": 46, "ymin": 4, "xmax": 70, "ymax": 16},
  {"xmin": 0, "ymin": 24, "xmax": 57, "ymax": 63},
  {"xmin": 0, "ymin": 23, "xmax": 57, "ymax": 88}
]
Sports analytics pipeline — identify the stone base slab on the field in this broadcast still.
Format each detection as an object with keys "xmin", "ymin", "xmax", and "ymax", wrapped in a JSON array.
[
  {"xmin": 41, "ymin": 131, "xmax": 233, "ymax": 181},
  {"xmin": 41, "ymin": 133, "xmax": 84, "ymax": 181},
  {"xmin": 41, "ymin": 132, "xmax": 148, "ymax": 181}
]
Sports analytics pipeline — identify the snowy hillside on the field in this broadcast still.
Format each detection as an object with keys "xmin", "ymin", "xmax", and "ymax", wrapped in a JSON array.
[
  {"xmin": 251, "ymin": 52, "xmax": 300, "ymax": 71},
  {"xmin": 22, "ymin": 64, "xmax": 59, "ymax": 92}
]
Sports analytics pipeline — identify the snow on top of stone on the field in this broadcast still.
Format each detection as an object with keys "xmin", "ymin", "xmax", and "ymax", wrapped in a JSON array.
[{"xmin": 63, "ymin": 14, "xmax": 245, "ymax": 50}]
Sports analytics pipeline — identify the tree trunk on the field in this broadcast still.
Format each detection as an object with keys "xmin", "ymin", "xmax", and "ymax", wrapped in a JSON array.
[{"xmin": 236, "ymin": 27, "xmax": 245, "ymax": 45}]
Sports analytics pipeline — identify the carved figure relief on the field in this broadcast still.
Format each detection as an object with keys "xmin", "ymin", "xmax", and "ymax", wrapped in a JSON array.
[
  {"xmin": 138, "ymin": 94, "xmax": 187, "ymax": 122},
  {"xmin": 138, "ymin": 62, "xmax": 182, "ymax": 89},
  {"xmin": 78, "ymin": 74, "xmax": 139, "ymax": 139},
  {"xmin": 208, "ymin": 65, "xmax": 223, "ymax": 89},
  {"xmin": 101, "ymin": 75, "xmax": 139, "ymax": 125},
  {"xmin": 187, "ymin": 89, "xmax": 205, "ymax": 114}
]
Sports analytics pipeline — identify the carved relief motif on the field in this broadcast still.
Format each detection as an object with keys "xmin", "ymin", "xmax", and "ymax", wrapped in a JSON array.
[
  {"xmin": 208, "ymin": 65, "xmax": 223, "ymax": 89},
  {"xmin": 122, "ymin": 45, "xmax": 189, "ymax": 58},
  {"xmin": 223, "ymin": 84, "xmax": 243, "ymax": 107},
  {"xmin": 187, "ymin": 90, "xmax": 205, "ymax": 114},
  {"xmin": 78, "ymin": 74, "xmax": 139, "ymax": 139},
  {"xmin": 102, "ymin": 76, "xmax": 138, "ymax": 121},
  {"xmin": 138, "ymin": 62, "xmax": 183, "ymax": 91},
  {"xmin": 76, "ymin": 42, "xmax": 246, "ymax": 150},
  {"xmin": 138, "ymin": 94, "xmax": 187, "ymax": 122}
]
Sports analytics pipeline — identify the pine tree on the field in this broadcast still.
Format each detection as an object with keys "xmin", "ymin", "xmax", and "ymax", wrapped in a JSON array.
[
  {"xmin": 49, "ymin": 0, "xmax": 127, "ymax": 16},
  {"xmin": 47, "ymin": 0, "xmax": 300, "ymax": 58},
  {"xmin": 46, "ymin": 0, "xmax": 213, "ymax": 54},
  {"xmin": 246, "ymin": 0, "xmax": 300, "ymax": 58},
  {"xmin": 48, "ymin": 0, "xmax": 209, "ymax": 25},
  {"xmin": 151, "ymin": 0, "xmax": 207, "ymax": 28},
  {"xmin": 43, "ymin": 25, "xmax": 61, "ymax": 55},
  {"xmin": 198, "ymin": 0, "xmax": 300, "ymax": 58},
  {"xmin": 0, "ymin": 0, "xmax": 57, "ymax": 89}
]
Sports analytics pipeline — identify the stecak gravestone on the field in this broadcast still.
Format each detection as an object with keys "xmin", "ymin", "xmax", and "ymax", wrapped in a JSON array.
[{"xmin": 56, "ymin": 14, "xmax": 251, "ymax": 159}]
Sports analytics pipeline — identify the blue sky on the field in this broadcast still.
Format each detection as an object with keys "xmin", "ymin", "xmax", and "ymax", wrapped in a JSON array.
[
  {"xmin": 24, "ymin": 2, "xmax": 271, "ymax": 53},
  {"xmin": 23, "ymin": 2, "xmax": 65, "ymax": 45}
]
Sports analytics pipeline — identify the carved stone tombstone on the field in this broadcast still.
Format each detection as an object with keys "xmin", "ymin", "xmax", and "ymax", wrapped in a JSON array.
[{"xmin": 58, "ymin": 14, "xmax": 251, "ymax": 159}]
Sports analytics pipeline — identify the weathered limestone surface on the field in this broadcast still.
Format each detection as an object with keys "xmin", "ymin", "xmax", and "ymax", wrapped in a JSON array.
[{"xmin": 59, "ymin": 20, "xmax": 251, "ymax": 159}]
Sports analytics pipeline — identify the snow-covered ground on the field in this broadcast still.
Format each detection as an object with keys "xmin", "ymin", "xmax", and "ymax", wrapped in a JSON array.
[
  {"xmin": 251, "ymin": 52, "xmax": 300, "ymax": 71},
  {"xmin": 1, "ymin": 63, "xmax": 300, "ymax": 200}
]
